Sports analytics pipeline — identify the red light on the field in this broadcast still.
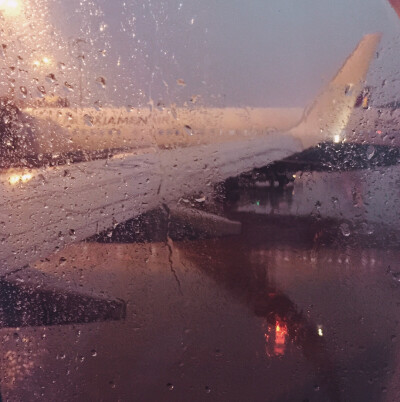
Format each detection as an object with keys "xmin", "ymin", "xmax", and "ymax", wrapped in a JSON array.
[
  {"xmin": 264, "ymin": 319, "xmax": 288, "ymax": 357},
  {"xmin": 275, "ymin": 321, "xmax": 288, "ymax": 353}
]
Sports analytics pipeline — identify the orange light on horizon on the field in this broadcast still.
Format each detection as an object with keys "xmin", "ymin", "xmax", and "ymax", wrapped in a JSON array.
[
  {"xmin": 0, "ymin": 0, "xmax": 21, "ymax": 16},
  {"xmin": 33, "ymin": 57, "xmax": 52, "ymax": 68},
  {"xmin": 8, "ymin": 172, "xmax": 33, "ymax": 185}
]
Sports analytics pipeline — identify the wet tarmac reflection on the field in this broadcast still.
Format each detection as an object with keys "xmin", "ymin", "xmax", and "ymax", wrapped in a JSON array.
[{"xmin": 1, "ymin": 170, "xmax": 400, "ymax": 401}]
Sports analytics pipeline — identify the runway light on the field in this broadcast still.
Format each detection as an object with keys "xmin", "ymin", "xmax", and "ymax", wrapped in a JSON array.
[
  {"xmin": 317, "ymin": 325, "xmax": 324, "ymax": 337},
  {"xmin": 21, "ymin": 173, "xmax": 33, "ymax": 182},
  {"xmin": 333, "ymin": 134, "xmax": 341, "ymax": 143},
  {"xmin": 8, "ymin": 175, "xmax": 20, "ymax": 185},
  {"xmin": 8, "ymin": 172, "xmax": 33, "ymax": 185},
  {"xmin": 33, "ymin": 57, "xmax": 52, "ymax": 68}
]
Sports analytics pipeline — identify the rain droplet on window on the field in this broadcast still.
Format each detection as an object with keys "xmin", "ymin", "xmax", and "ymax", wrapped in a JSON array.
[
  {"xmin": 19, "ymin": 86, "xmax": 27, "ymax": 98},
  {"xmin": 94, "ymin": 100, "xmax": 103, "ymax": 110},
  {"xmin": 96, "ymin": 76, "xmax": 106, "ymax": 89},
  {"xmin": 339, "ymin": 222, "xmax": 351, "ymax": 237},
  {"xmin": 64, "ymin": 81, "xmax": 74, "ymax": 92},
  {"xmin": 37, "ymin": 86, "xmax": 46, "ymax": 97},
  {"xmin": 184, "ymin": 125, "xmax": 193, "ymax": 135},
  {"xmin": 46, "ymin": 73, "xmax": 56, "ymax": 83},
  {"xmin": 84, "ymin": 114, "xmax": 94, "ymax": 127},
  {"xmin": 366, "ymin": 145, "xmax": 375, "ymax": 160}
]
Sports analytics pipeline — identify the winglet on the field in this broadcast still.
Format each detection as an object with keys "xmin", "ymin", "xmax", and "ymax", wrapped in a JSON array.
[{"xmin": 290, "ymin": 33, "xmax": 382, "ymax": 148}]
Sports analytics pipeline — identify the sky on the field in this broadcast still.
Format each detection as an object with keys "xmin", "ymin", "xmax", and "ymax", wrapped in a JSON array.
[{"xmin": 1, "ymin": 0, "xmax": 400, "ymax": 108}]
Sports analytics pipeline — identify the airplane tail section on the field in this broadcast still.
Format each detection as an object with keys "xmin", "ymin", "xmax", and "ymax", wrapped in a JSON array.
[
  {"xmin": 290, "ymin": 33, "xmax": 381, "ymax": 149},
  {"xmin": 389, "ymin": 0, "xmax": 400, "ymax": 19}
]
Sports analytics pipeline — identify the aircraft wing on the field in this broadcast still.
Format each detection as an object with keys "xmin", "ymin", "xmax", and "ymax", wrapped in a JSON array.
[
  {"xmin": 0, "ymin": 133, "xmax": 301, "ymax": 273},
  {"xmin": 0, "ymin": 33, "xmax": 381, "ymax": 274}
]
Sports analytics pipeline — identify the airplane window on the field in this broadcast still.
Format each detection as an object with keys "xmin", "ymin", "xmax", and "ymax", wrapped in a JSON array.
[{"xmin": 0, "ymin": 0, "xmax": 399, "ymax": 400}]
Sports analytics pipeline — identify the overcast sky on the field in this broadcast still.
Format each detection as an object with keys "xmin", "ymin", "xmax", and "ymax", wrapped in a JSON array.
[{"xmin": 6, "ymin": 0, "xmax": 400, "ymax": 108}]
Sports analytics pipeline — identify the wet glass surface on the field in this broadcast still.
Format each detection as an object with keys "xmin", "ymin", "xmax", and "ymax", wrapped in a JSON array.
[
  {"xmin": 0, "ymin": 167, "xmax": 399, "ymax": 401},
  {"xmin": 0, "ymin": 0, "xmax": 400, "ymax": 401}
]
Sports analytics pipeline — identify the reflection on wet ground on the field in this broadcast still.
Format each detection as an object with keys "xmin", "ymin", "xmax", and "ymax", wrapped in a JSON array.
[{"xmin": 1, "ymin": 168, "xmax": 400, "ymax": 401}]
